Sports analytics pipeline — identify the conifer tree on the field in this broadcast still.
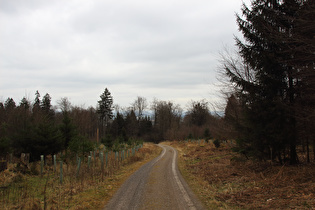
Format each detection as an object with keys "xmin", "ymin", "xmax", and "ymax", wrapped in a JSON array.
[
  {"xmin": 97, "ymin": 88, "xmax": 114, "ymax": 137},
  {"xmin": 224, "ymin": 0, "xmax": 309, "ymax": 163},
  {"xmin": 33, "ymin": 90, "xmax": 41, "ymax": 113},
  {"xmin": 126, "ymin": 110, "xmax": 138, "ymax": 137},
  {"xmin": 41, "ymin": 93, "xmax": 55, "ymax": 119},
  {"xmin": 60, "ymin": 111, "xmax": 77, "ymax": 152}
]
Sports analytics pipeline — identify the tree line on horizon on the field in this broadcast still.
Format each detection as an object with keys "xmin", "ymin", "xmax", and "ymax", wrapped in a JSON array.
[{"xmin": 0, "ymin": 88, "xmax": 225, "ymax": 162}]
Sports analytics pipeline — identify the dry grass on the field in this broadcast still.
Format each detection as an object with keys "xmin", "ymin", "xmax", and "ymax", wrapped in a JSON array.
[
  {"xmin": 0, "ymin": 143, "xmax": 162, "ymax": 209},
  {"xmin": 167, "ymin": 140, "xmax": 315, "ymax": 210}
]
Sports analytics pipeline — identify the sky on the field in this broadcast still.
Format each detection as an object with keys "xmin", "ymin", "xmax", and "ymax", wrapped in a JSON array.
[{"xmin": 0, "ymin": 0, "xmax": 251, "ymax": 111}]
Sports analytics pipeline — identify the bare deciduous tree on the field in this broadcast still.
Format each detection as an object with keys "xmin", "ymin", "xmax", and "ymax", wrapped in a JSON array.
[
  {"xmin": 132, "ymin": 96, "xmax": 148, "ymax": 119},
  {"xmin": 57, "ymin": 97, "xmax": 72, "ymax": 113}
]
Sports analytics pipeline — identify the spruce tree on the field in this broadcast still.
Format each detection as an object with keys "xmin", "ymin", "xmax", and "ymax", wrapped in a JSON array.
[
  {"xmin": 126, "ymin": 110, "xmax": 138, "ymax": 137},
  {"xmin": 33, "ymin": 90, "xmax": 41, "ymax": 113},
  {"xmin": 225, "ymin": 0, "xmax": 308, "ymax": 163},
  {"xmin": 97, "ymin": 88, "xmax": 114, "ymax": 137},
  {"xmin": 60, "ymin": 111, "xmax": 77, "ymax": 152}
]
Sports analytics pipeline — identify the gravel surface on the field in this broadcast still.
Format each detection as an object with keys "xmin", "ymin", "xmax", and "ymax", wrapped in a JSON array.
[{"xmin": 104, "ymin": 144, "xmax": 204, "ymax": 210}]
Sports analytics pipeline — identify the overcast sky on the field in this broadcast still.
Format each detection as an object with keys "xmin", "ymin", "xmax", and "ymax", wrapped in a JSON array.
[{"xmin": 0, "ymin": 0, "xmax": 250, "ymax": 110}]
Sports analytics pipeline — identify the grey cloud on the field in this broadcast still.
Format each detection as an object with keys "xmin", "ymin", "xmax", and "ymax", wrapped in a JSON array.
[
  {"xmin": 0, "ymin": 0, "xmax": 250, "ymax": 108},
  {"xmin": 0, "ymin": 0, "xmax": 53, "ymax": 14}
]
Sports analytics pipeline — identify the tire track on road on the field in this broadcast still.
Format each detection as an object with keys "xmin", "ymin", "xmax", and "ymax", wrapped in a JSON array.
[{"xmin": 104, "ymin": 144, "xmax": 204, "ymax": 210}]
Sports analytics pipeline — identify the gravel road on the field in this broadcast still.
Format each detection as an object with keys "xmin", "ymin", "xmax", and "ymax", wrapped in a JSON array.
[{"xmin": 104, "ymin": 144, "xmax": 204, "ymax": 210}]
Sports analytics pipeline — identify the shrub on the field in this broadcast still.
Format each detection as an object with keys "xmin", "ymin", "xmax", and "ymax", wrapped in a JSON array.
[
  {"xmin": 68, "ymin": 135, "xmax": 95, "ymax": 157},
  {"xmin": 204, "ymin": 128, "xmax": 212, "ymax": 143},
  {"xmin": 213, "ymin": 139, "xmax": 221, "ymax": 148},
  {"xmin": 102, "ymin": 134, "xmax": 113, "ymax": 149}
]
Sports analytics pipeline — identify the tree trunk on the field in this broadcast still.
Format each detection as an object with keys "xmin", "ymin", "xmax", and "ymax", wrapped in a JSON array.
[
  {"xmin": 306, "ymin": 137, "xmax": 310, "ymax": 163},
  {"xmin": 288, "ymin": 74, "xmax": 299, "ymax": 165}
]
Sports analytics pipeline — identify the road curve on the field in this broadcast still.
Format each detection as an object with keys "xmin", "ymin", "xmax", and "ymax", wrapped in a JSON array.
[{"xmin": 104, "ymin": 144, "xmax": 204, "ymax": 210}]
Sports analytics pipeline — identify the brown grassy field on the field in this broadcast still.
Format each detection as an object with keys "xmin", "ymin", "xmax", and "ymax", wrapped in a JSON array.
[
  {"xmin": 167, "ymin": 140, "xmax": 315, "ymax": 209},
  {"xmin": 0, "ymin": 143, "xmax": 161, "ymax": 210}
]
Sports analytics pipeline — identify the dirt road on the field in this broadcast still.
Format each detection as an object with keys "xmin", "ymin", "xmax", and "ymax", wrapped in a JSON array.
[{"xmin": 104, "ymin": 144, "xmax": 204, "ymax": 210}]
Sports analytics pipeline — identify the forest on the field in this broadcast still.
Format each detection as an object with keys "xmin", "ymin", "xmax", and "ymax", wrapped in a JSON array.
[
  {"xmin": 0, "ymin": 89, "xmax": 225, "ymax": 162},
  {"xmin": 0, "ymin": 0, "xmax": 314, "ymax": 165}
]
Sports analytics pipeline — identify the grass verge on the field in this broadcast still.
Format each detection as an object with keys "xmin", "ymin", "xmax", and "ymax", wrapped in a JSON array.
[
  {"xmin": 0, "ymin": 143, "xmax": 162, "ymax": 210},
  {"xmin": 69, "ymin": 143, "xmax": 162, "ymax": 209},
  {"xmin": 167, "ymin": 140, "xmax": 315, "ymax": 210}
]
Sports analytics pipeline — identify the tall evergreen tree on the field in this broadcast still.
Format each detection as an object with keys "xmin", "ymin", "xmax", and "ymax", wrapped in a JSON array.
[
  {"xmin": 139, "ymin": 116, "xmax": 152, "ymax": 138},
  {"xmin": 60, "ymin": 111, "xmax": 77, "ymax": 152},
  {"xmin": 110, "ymin": 111, "xmax": 125, "ymax": 138},
  {"xmin": 33, "ymin": 90, "xmax": 41, "ymax": 113},
  {"xmin": 58, "ymin": 97, "xmax": 77, "ymax": 153},
  {"xmin": 288, "ymin": 1, "xmax": 315, "ymax": 161},
  {"xmin": 0, "ymin": 102, "xmax": 4, "ymax": 123},
  {"xmin": 224, "ymin": 0, "xmax": 309, "ymax": 164},
  {"xmin": 41, "ymin": 93, "xmax": 55, "ymax": 120},
  {"xmin": 125, "ymin": 110, "xmax": 138, "ymax": 137},
  {"xmin": 97, "ymin": 88, "xmax": 114, "ymax": 137},
  {"xmin": 4, "ymin": 98, "xmax": 16, "ymax": 111}
]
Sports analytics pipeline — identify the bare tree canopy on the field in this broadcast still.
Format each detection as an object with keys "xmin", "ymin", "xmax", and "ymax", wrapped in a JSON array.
[{"xmin": 132, "ymin": 96, "xmax": 148, "ymax": 119}]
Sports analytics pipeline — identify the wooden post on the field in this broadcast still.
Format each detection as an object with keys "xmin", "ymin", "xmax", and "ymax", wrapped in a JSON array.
[
  {"xmin": 88, "ymin": 156, "xmax": 91, "ymax": 169},
  {"xmin": 100, "ymin": 152, "xmax": 104, "ymax": 171},
  {"xmin": 53, "ymin": 155, "xmax": 57, "ymax": 172},
  {"xmin": 40, "ymin": 155, "xmax": 44, "ymax": 177},
  {"xmin": 76, "ymin": 154, "xmax": 79, "ymax": 165},
  {"xmin": 105, "ymin": 152, "xmax": 108, "ymax": 167},
  {"xmin": 76, "ymin": 158, "xmax": 81, "ymax": 178},
  {"xmin": 59, "ymin": 161, "xmax": 63, "ymax": 184}
]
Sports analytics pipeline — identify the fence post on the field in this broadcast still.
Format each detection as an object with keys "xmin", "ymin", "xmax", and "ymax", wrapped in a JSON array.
[
  {"xmin": 76, "ymin": 154, "xmax": 79, "ymax": 165},
  {"xmin": 76, "ymin": 158, "xmax": 81, "ymax": 178},
  {"xmin": 40, "ymin": 155, "xmax": 44, "ymax": 177},
  {"xmin": 105, "ymin": 152, "xmax": 108, "ymax": 167},
  {"xmin": 53, "ymin": 154, "xmax": 57, "ymax": 172},
  {"xmin": 88, "ymin": 156, "xmax": 91, "ymax": 169},
  {"xmin": 100, "ymin": 152, "xmax": 104, "ymax": 171},
  {"xmin": 60, "ymin": 161, "xmax": 63, "ymax": 185}
]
